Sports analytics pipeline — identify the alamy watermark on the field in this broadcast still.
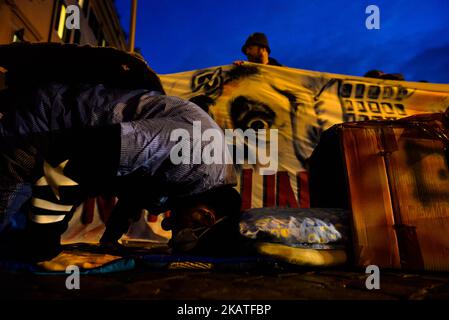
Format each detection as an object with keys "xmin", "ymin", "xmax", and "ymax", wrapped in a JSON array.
[
  {"xmin": 169, "ymin": 121, "xmax": 278, "ymax": 175},
  {"xmin": 65, "ymin": 265, "xmax": 80, "ymax": 290},
  {"xmin": 365, "ymin": 265, "xmax": 380, "ymax": 290},
  {"xmin": 65, "ymin": 5, "xmax": 81, "ymax": 30},
  {"xmin": 365, "ymin": 5, "xmax": 380, "ymax": 30}
]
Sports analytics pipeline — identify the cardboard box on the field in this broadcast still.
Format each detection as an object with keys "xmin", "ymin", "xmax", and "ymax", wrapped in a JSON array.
[{"xmin": 309, "ymin": 119, "xmax": 449, "ymax": 271}]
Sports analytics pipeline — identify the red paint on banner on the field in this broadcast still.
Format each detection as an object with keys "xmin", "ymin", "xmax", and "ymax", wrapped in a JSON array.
[{"xmin": 277, "ymin": 171, "xmax": 299, "ymax": 208}]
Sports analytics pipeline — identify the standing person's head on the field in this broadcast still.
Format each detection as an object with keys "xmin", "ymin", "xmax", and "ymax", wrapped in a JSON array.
[{"xmin": 241, "ymin": 32, "xmax": 271, "ymax": 65}]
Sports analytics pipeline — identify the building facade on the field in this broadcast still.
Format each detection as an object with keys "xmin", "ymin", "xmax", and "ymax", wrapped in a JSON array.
[{"xmin": 0, "ymin": 0, "xmax": 127, "ymax": 50}]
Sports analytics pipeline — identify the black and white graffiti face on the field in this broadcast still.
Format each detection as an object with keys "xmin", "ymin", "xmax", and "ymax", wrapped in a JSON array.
[
  {"xmin": 189, "ymin": 65, "xmax": 334, "ymax": 171},
  {"xmin": 209, "ymin": 68, "xmax": 316, "ymax": 172}
]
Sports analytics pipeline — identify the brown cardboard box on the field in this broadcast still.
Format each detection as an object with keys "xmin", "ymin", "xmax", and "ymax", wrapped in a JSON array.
[{"xmin": 309, "ymin": 117, "xmax": 449, "ymax": 271}]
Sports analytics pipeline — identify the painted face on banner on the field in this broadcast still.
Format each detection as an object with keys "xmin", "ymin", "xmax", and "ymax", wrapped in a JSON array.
[{"xmin": 208, "ymin": 67, "xmax": 318, "ymax": 174}]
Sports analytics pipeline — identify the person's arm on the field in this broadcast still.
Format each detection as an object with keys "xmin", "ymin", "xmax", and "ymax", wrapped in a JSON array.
[
  {"xmin": 99, "ymin": 172, "xmax": 167, "ymax": 245},
  {"xmin": 99, "ymin": 196, "xmax": 143, "ymax": 245}
]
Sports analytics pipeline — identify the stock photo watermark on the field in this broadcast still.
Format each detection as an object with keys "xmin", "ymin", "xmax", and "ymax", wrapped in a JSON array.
[
  {"xmin": 366, "ymin": 5, "xmax": 380, "ymax": 30},
  {"xmin": 65, "ymin": 265, "xmax": 80, "ymax": 290},
  {"xmin": 65, "ymin": 5, "xmax": 81, "ymax": 30},
  {"xmin": 365, "ymin": 265, "xmax": 380, "ymax": 290},
  {"xmin": 169, "ymin": 121, "xmax": 279, "ymax": 175}
]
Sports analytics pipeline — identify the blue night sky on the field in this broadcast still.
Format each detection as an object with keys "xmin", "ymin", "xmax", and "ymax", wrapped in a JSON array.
[{"xmin": 115, "ymin": 0, "xmax": 449, "ymax": 83}]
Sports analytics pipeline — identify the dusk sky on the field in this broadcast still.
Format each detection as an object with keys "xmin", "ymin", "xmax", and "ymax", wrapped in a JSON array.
[{"xmin": 115, "ymin": 0, "xmax": 449, "ymax": 83}]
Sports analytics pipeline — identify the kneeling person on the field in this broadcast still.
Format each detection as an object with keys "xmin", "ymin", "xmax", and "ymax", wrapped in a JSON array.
[{"xmin": 0, "ymin": 86, "xmax": 241, "ymax": 261}]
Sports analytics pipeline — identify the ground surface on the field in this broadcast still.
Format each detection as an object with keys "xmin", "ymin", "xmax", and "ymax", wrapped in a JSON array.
[{"xmin": 2, "ymin": 266, "xmax": 449, "ymax": 300}]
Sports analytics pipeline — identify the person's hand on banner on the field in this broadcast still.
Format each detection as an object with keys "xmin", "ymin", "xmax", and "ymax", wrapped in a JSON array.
[{"xmin": 233, "ymin": 60, "xmax": 246, "ymax": 66}]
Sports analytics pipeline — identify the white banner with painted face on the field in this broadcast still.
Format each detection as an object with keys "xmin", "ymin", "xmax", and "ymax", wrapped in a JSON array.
[
  {"xmin": 159, "ymin": 63, "xmax": 449, "ymax": 209},
  {"xmin": 62, "ymin": 63, "xmax": 449, "ymax": 244}
]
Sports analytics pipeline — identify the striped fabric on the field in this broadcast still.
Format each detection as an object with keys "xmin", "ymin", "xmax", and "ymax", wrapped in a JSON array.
[{"xmin": 168, "ymin": 261, "xmax": 213, "ymax": 270}]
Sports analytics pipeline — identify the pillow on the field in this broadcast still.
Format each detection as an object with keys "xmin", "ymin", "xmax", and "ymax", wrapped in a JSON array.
[{"xmin": 239, "ymin": 208, "xmax": 350, "ymax": 250}]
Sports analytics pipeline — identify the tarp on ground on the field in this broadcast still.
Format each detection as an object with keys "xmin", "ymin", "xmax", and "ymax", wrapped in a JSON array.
[{"xmin": 62, "ymin": 63, "xmax": 449, "ymax": 244}]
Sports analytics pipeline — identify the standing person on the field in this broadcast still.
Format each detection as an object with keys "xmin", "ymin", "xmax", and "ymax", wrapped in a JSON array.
[{"xmin": 236, "ymin": 32, "xmax": 282, "ymax": 66}]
